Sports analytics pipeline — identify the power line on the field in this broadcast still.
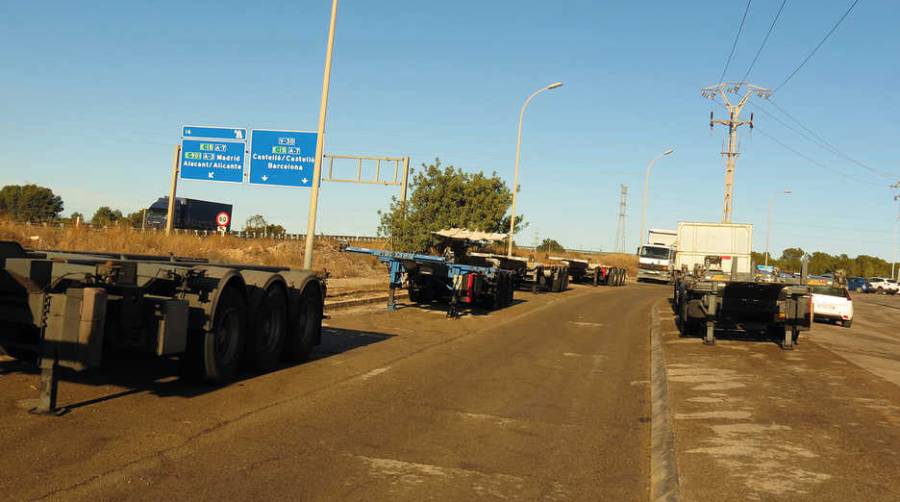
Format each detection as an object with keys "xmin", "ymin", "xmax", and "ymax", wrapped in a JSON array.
[
  {"xmin": 708, "ymin": 99, "xmax": 887, "ymax": 188},
  {"xmin": 749, "ymin": 102, "xmax": 888, "ymax": 183},
  {"xmin": 741, "ymin": 0, "xmax": 788, "ymax": 82},
  {"xmin": 751, "ymin": 125, "xmax": 884, "ymax": 187},
  {"xmin": 763, "ymin": 99, "xmax": 894, "ymax": 178},
  {"xmin": 774, "ymin": 0, "xmax": 862, "ymax": 92},
  {"xmin": 718, "ymin": 0, "xmax": 753, "ymax": 84}
]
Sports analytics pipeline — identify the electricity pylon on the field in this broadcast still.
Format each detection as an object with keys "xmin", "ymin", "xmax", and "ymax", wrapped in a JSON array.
[
  {"xmin": 615, "ymin": 184, "xmax": 628, "ymax": 252},
  {"xmin": 702, "ymin": 82, "xmax": 772, "ymax": 223}
]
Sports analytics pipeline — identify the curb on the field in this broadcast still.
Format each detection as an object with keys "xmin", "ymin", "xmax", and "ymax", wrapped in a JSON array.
[{"xmin": 650, "ymin": 301, "xmax": 681, "ymax": 502}]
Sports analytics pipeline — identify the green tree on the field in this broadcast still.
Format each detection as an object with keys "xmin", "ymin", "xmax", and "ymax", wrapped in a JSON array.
[
  {"xmin": 778, "ymin": 247, "xmax": 806, "ymax": 272},
  {"xmin": 0, "ymin": 184, "xmax": 64, "ymax": 221},
  {"xmin": 124, "ymin": 210, "xmax": 146, "ymax": 228},
  {"xmin": 378, "ymin": 159, "xmax": 524, "ymax": 252},
  {"xmin": 808, "ymin": 251, "xmax": 836, "ymax": 275},
  {"xmin": 91, "ymin": 206, "xmax": 123, "ymax": 226},
  {"xmin": 537, "ymin": 238, "xmax": 565, "ymax": 253},
  {"xmin": 244, "ymin": 214, "xmax": 286, "ymax": 235}
]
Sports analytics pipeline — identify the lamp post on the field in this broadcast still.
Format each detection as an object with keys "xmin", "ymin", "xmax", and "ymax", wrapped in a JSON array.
[
  {"xmin": 507, "ymin": 81, "xmax": 563, "ymax": 257},
  {"xmin": 303, "ymin": 0, "xmax": 339, "ymax": 270},
  {"xmin": 639, "ymin": 148, "xmax": 674, "ymax": 249},
  {"xmin": 893, "ymin": 191, "xmax": 899, "ymax": 280},
  {"xmin": 765, "ymin": 189, "xmax": 792, "ymax": 267}
]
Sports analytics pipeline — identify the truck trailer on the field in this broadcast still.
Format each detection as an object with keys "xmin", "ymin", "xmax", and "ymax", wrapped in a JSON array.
[
  {"xmin": 671, "ymin": 222, "xmax": 811, "ymax": 349},
  {"xmin": 549, "ymin": 257, "xmax": 627, "ymax": 287},
  {"xmin": 0, "ymin": 241, "xmax": 325, "ymax": 414},
  {"xmin": 145, "ymin": 197, "xmax": 233, "ymax": 232},
  {"xmin": 343, "ymin": 246, "xmax": 516, "ymax": 316}
]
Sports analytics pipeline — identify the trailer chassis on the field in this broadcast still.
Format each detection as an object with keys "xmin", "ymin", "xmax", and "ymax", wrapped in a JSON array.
[
  {"xmin": 0, "ymin": 241, "xmax": 325, "ymax": 415},
  {"xmin": 343, "ymin": 246, "xmax": 515, "ymax": 317}
]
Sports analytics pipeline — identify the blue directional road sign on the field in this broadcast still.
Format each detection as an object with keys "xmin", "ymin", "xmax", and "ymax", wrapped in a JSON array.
[
  {"xmin": 183, "ymin": 126, "xmax": 247, "ymax": 141},
  {"xmin": 248, "ymin": 129, "xmax": 318, "ymax": 187},
  {"xmin": 180, "ymin": 126, "xmax": 247, "ymax": 183}
]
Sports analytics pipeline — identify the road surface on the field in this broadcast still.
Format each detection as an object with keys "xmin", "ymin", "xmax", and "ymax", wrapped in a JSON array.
[{"xmin": 0, "ymin": 285, "xmax": 658, "ymax": 501}]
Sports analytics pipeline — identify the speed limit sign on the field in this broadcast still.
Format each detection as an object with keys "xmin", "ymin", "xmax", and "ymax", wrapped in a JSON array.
[{"xmin": 216, "ymin": 211, "xmax": 230, "ymax": 227}]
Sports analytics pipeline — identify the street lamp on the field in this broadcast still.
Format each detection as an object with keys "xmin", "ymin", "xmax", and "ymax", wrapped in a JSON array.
[
  {"xmin": 765, "ymin": 189, "xmax": 792, "ymax": 267},
  {"xmin": 639, "ymin": 147, "xmax": 675, "ymax": 249},
  {"xmin": 507, "ymin": 81, "xmax": 563, "ymax": 256}
]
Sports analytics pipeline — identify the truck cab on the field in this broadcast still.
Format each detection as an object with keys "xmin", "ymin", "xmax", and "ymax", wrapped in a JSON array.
[
  {"xmin": 637, "ymin": 244, "xmax": 675, "ymax": 283},
  {"xmin": 637, "ymin": 228, "xmax": 677, "ymax": 283}
]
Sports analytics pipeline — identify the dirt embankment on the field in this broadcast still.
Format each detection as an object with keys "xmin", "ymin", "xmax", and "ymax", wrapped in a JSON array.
[{"xmin": 0, "ymin": 221, "xmax": 385, "ymax": 280}]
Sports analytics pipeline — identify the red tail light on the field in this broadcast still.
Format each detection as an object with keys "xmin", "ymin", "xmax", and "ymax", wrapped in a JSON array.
[{"xmin": 464, "ymin": 273, "xmax": 476, "ymax": 303}]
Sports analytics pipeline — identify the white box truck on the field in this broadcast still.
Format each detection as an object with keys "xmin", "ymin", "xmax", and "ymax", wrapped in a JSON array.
[
  {"xmin": 637, "ymin": 229, "xmax": 677, "ymax": 283},
  {"xmin": 674, "ymin": 222, "xmax": 752, "ymax": 275}
]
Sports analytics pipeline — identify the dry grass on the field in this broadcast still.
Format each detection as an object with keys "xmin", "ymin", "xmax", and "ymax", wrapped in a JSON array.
[
  {"xmin": 1, "ymin": 221, "xmax": 640, "ymax": 279},
  {"xmin": 0, "ymin": 221, "xmax": 384, "ymax": 279}
]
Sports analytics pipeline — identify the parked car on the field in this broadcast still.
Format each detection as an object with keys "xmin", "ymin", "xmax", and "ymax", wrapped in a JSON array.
[
  {"xmin": 847, "ymin": 276, "xmax": 873, "ymax": 294},
  {"xmin": 868, "ymin": 277, "xmax": 899, "ymax": 295},
  {"xmin": 811, "ymin": 286, "xmax": 854, "ymax": 328}
]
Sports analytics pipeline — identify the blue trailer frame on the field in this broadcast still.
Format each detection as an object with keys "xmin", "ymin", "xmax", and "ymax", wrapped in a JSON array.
[{"xmin": 343, "ymin": 246, "xmax": 512, "ymax": 316}]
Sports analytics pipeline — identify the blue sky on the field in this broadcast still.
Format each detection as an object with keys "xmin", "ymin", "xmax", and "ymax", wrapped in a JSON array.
[{"xmin": 1, "ymin": 0, "xmax": 898, "ymax": 259}]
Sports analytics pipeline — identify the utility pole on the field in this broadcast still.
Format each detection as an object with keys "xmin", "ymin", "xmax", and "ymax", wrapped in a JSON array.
[
  {"xmin": 702, "ymin": 82, "xmax": 771, "ymax": 223},
  {"xmin": 615, "ymin": 184, "xmax": 628, "ymax": 253},
  {"xmin": 892, "ymin": 181, "xmax": 900, "ymax": 280}
]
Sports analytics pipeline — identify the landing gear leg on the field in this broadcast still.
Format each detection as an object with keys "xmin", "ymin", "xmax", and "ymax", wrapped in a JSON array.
[
  {"xmin": 782, "ymin": 325, "xmax": 796, "ymax": 350},
  {"xmin": 387, "ymin": 285, "xmax": 397, "ymax": 311},
  {"xmin": 703, "ymin": 295, "xmax": 717, "ymax": 346},
  {"xmin": 31, "ymin": 353, "xmax": 65, "ymax": 416}
]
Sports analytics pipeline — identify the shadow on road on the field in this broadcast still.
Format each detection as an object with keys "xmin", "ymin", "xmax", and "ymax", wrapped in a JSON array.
[{"xmin": 1, "ymin": 327, "xmax": 394, "ymax": 413}]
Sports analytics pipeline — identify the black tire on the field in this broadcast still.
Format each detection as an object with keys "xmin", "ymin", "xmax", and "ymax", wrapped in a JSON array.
[
  {"xmin": 182, "ymin": 286, "xmax": 246, "ymax": 384},
  {"xmin": 408, "ymin": 285, "xmax": 421, "ymax": 303},
  {"xmin": 408, "ymin": 276, "xmax": 435, "ymax": 304},
  {"xmin": 283, "ymin": 286, "xmax": 323, "ymax": 362},
  {"xmin": 506, "ymin": 275, "xmax": 515, "ymax": 305},
  {"xmin": 549, "ymin": 270, "xmax": 561, "ymax": 293},
  {"xmin": 246, "ymin": 286, "xmax": 288, "ymax": 372}
]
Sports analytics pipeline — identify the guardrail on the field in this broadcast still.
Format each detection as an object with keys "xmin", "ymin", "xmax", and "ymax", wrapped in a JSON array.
[{"xmin": 13, "ymin": 221, "xmax": 386, "ymax": 243}]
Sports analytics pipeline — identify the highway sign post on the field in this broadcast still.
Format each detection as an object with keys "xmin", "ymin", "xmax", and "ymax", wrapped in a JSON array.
[
  {"xmin": 180, "ymin": 126, "xmax": 248, "ymax": 183},
  {"xmin": 249, "ymin": 130, "xmax": 317, "ymax": 187}
]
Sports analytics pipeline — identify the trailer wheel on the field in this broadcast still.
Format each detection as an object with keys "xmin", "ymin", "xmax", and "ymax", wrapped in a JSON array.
[
  {"xmin": 408, "ymin": 277, "xmax": 435, "ymax": 304},
  {"xmin": 246, "ymin": 286, "xmax": 288, "ymax": 372},
  {"xmin": 283, "ymin": 286, "xmax": 322, "ymax": 362},
  {"xmin": 199, "ymin": 286, "xmax": 246, "ymax": 383}
]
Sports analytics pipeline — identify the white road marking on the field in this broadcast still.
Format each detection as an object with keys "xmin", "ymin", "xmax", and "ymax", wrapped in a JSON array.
[
  {"xmin": 568, "ymin": 321, "xmax": 603, "ymax": 328},
  {"xmin": 360, "ymin": 367, "xmax": 391, "ymax": 380}
]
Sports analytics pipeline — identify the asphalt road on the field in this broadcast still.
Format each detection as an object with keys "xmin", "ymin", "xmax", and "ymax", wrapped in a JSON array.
[
  {"xmin": 658, "ymin": 289, "xmax": 900, "ymax": 501},
  {"xmin": 0, "ymin": 284, "xmax": 659, "ymax": 501}
]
